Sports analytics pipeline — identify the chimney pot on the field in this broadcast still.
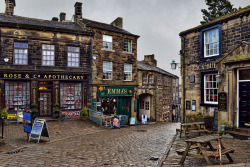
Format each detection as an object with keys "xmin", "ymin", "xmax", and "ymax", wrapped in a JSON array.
[
  {"xmin": 60, "ymin": 12, "xmax": 66, "ymax": 22},
  {"xmin": 5, "ymin": 0, "xmax": 16, "ymax": 16},
  {"xmin": 52, "ymin": 17, "xmax": 59, "ymax": 22},
  {"xmin": 111, "ymin": 17, "xmax": 123, "ymax": 28},
  {"xmin": 74, "ymin": 2, "xmax": 82, "ymax": 21}
]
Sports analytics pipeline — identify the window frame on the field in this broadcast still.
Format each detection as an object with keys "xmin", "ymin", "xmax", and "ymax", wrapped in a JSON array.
[
  {"xmin": 204, "ymin": 28, "xmax": 219, "ymax": 57},
  {"xmin": 124, "ymin": 39, "xmax": 132, "ymax": 53},
  {"xmin": 124, "ymin": 63, "xmax": 132, "ymax": 81},
  {"xmin": 148, "ymin": 74, "xmax": 154, "ymax": 84},
  {"xmin": 200, "ymin": 24, "xmax": 222, "ymax": 59},
  {"xmin": 204, "ymin": 73, "xmax": 218, "ymax": 105},
  {"xmin": 142, "ymin": 74, "xmax": 147, "ymax": 84},
  {"xmin": 42, "ymin": 44, "xmax": 55, "ymax": 66},
  {"xmin": 103, "ymin": 35, "xmax": 113, "ymax": 50},
  {"xmin": 13, "ymin": 42, "xmax": 28, "ymax": 65},
  {"xmin": 103, "ymin": 61, "xmax": 113, "ymax": 80},
  {"xmin": 145, "ymin": 101, "xmax": 150, "ymax": 110},
  {"xmin": 67, "ymin": 46, "xmax": 80, "ymax": 67}
]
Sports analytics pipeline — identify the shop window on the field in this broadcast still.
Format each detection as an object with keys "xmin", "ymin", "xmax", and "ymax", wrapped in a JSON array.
[
  {"xmin": 103, "ymin": 61, "xmax": 112, "ymax": 80},
  {"xmin": 140, "ymin": 101, "xmax": 144, "ymax": 109},
  {"xmin": 103, "ymin": 35, "xmax": 112, "ymax": 50},
  {"xmin": 148, "ymin": 74, "xmax": 154, "ymax": 84},
  {"xmin": 143, "ymin": 74, "xmax": 147, "ymax": 84},
  {"xmin": 14, "ymin": 42, "xmax": 28, "ymax": 65},
  {"xmin": 68, "ymin": 46, "xmax": 80, "ymax": 67},
  {"xmin": 5, "ymin": 81, "xmax": 30, "ymax": 110},
  {"xmin": 42, "ymin": 44, "xmax": 55, "ymax": 66},
  {"xmin": 124, "ymin": 63, "xmax": 132, "ymax": 81},
  {"xmin": 145, "ymin": 101, "xmax": 149, "ymax": 110},
  {"xmin": 204, "ymin": 74, "xmax": 218, "ymax": 104},
  {"xmin": 124, "ymin": 39, "xmax": 132, "ymax": 52},
  {"xmin": 60, "ymin": 83, "xmax": 82, "ymax": 109}
]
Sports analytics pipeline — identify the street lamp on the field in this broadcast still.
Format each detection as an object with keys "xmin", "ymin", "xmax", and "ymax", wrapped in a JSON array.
[
  {"xmin": 3, "ymin": 57, "xmax": 9, "ymax": 63},
  {"xmin": 171, "ymin": 60, "xmax": 180, "ymax": 70},
  {"xmin": 216, "ymin": 73, "xmax": 224, "ymax": 82}
]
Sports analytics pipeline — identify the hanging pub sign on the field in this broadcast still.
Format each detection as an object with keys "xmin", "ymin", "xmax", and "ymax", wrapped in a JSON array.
[
  {"xmin": 0, "ymin": 72, "xmax": 87, "ymax": 81},
  {"xmin": 97, "ymin": 86, "xmax": 134, "ymax": 97},
  {"xmin": 29, "ymin": 118, "xmax": 50, "ymax": 143},
  {"xmin": 218, "ymin": 92, "xmax": 227, "ymax": 111}
]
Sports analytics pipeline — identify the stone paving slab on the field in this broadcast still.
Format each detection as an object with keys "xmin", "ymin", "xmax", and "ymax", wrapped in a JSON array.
[{"xmin": 161, "ymin": 133, "xmax": 250, "ymax": 167}]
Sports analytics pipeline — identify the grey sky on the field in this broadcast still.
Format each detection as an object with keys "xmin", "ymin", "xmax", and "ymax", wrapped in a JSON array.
[{"xmin": 0, "ymin": 0, "xmax": 249, "ymax": 78}]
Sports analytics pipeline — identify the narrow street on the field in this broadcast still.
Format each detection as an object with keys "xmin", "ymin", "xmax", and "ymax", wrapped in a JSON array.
[{"xmin": 0, "ymin": 121, "xmax": 179, "ymax": 167}]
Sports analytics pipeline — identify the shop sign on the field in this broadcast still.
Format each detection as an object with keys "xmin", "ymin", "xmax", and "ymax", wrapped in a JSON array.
[
  {"xmin": 29, "ymin": 118, "xmax": 50, "ymax": 143},
  {"xmin": 7, "ymin": 114, "xmax": 17, "ymax": 120},
  {"xmin": 218, "ymin": 92, "xmax": 227, "ymax": 111},
  {"xmin": 61, "ymin": 111, "xmax": 81, "ymax": 118},
  {"xmin": 97, "ymin": 86, "xmax": 134, "ymax": 97},
  {"xmin": 0, "ymin": 72, "xmax": 87, "ymax": 81}
]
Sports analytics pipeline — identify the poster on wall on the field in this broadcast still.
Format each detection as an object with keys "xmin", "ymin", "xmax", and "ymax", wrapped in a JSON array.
[{"xmin": 192, "ymin": 100, "xmax": 196, "ymax": 111}]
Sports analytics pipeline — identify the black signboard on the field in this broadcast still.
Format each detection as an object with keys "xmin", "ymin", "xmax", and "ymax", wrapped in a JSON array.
[
  {"xmin": 218, "ymin": 92, "xmax": 227, "ymax": 111},
  {"xmin": 186, "ymin": 101, "xmax": 191, "ymax": 110},
  {"xmin": 29, "ymin": 118, "xmax": 50, "ymax": 143},
  {"xmin": 212, "ymin": 109, "xmax": 218, "ymax": 131}
]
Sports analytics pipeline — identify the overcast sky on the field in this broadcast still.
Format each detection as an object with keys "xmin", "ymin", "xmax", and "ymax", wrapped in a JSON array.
[{"xmin": 0, "ymin": 0, "xmax": 249, "ymax": 78}]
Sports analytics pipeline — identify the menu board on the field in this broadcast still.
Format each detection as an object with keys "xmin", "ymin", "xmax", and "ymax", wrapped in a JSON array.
[
  {"xmin": 218, "ymin": 92, "xmax": 227, "ymax": 111},
  {"xmin": 29, "ymin": 118, "xmax": 50, "ymax": 143}
]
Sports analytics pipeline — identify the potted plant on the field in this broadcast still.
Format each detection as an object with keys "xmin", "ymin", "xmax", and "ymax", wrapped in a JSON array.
[
  {"xmin": 1, "ymin": 108, "xmax": 8, "ymax": 119},
  {"xmin": 53, "ymin": 103, "xmax": 60, "ymax": 119},
  {"xmin": 82, "ymin": 107, "xmax": 88, "ymax": 120},
  {"xmin": 31, "ymin": 103, "xmax": 38, "ymax": 120}
]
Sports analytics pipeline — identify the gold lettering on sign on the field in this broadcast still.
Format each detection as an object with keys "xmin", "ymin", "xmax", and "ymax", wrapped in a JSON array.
[
  {"xmin": 69, "ymin": 75, "xmax": 72, "ymax": 79},
  {"xmin": 25, "ymin": 74, "xmax": 30, "ymax": 78},
  {"xmin": 33, "ymin": 74, "xmax": 37, "ymax": 78},
  {"xmin": 18, "ymin": 74, "xmax": 21, "ymax": 78},
  {"xmin": 44, "ymin": 75, "xmax": 48, "ymax": 79},
  {"xmin": 77, "ymin": 76, "xmax": 80, "ymax": 80},
  {"xmin": 4, "ymin": 74, "xmax": 7, "ymax": 78}
]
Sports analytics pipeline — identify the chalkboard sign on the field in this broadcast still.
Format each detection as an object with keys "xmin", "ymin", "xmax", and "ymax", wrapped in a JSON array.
[
  {"xmin": 29, "ymin": 118, "xmax": 50, "ymax": 143},
  {"xmin": 218, "ymin": 92, "xmax": 227, "ymax": 111},
  {"xmin": 119, "ymin": 115, "xmax": 128, "ymax": 126},
  {"xmin": 24, "ymin": 112, "xmax": 32, "ymax": 133},
  {"xmin": 212, "ymin": 109, "xmax": 218, "ymax": 131}
]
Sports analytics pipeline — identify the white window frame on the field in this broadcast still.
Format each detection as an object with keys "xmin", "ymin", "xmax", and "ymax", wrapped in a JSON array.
[
  {"xmin": 103, "ymin": 35, "xmax": 112, "ymax": 50},
  {"xmin": 103, "ymin": 61, "xmax": 112, "ymax": 80},
  {"xmin": 145, "ymin": 101, "xmax": 150, "ymax": 110},
  {"xmin": 204, "ymin": 28, "xmax": 219, "ymax": 57},
  {"xmin": 68, "ymin": 46, "xmax": 80, "ymax": 67},
  {"xmin": 14, "ymin": 42, "xmax": 28, "ymax": 65},
  {"xmin": 148, "ymin": 74, "xmax": 154, "ymax": 84},
  {"xmin": 124, "ymin": 63, "xmax": 132, "ymax": 81},
  {"xmin": 124, "ymin": 39, "xmax": 132, "ymax": 52},
  {"xmin": 204, "ymin": 74, "xmax": 218, "ymax": 104},
  {"xmin": 42, "ymin": 44, "xmax": 55, "ymax": 66}
]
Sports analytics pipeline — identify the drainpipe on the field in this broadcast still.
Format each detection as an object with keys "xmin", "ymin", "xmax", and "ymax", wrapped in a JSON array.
[
  {"xmin": 181, "ymin": 36, "xmax": 186, "ymax": 123},
  {"xmin": 90, "ymin": 37, "xmax": 93, "ymax": 110}
]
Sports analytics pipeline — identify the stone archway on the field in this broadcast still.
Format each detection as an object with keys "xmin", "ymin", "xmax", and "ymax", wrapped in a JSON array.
[{"xmin": 137, "ymin": 93, "xmax": 153, "ymax": 121}]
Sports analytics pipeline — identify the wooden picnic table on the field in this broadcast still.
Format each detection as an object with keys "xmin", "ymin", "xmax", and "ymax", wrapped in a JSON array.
[
  {"xmin": 180, "ymin": 122, "xmax": 208, "ymax": 138},
  {"xmin": 177, "ymin": 135, "xmax": 234, "ymax": 165}
]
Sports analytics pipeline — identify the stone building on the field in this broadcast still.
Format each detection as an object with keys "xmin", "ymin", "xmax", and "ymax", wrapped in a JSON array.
[
  {"xmin": 0, "ymin": 0, "xmax": 93, "ymax": 118},
  {"xmin": 76, "ymin": 4, "xmax": 140, "ymax": 118},
  {"xmin": 179, "ymin": 6, "xmax": 250, "ymax": 130},
  {"xmin": 137, "ymin": 54, "xmax": 179, "ymax": 122}
]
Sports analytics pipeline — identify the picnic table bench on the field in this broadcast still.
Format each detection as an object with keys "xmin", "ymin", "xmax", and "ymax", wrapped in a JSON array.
[
  {"xmin": 178, "ymin": 122, "xmax": 209, "ymax": 138},
  {"xmin": 177, "ymin": 135, "xmax": 234, "ymax": 165}
]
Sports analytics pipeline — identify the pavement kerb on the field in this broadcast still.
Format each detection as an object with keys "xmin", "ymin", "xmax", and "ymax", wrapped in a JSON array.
[
  {"xmin": 2, "ymin": 127, "xmax": 108, "ymax": 155},
  {"xmin": 156, "ymin": 131, "xmax": 178, "ymax": 167}
]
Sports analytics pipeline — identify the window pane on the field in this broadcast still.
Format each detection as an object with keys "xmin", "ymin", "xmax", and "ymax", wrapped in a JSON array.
[{"xmin": 60, "ymin": 83, "xmax": 82, "ymax": 109}]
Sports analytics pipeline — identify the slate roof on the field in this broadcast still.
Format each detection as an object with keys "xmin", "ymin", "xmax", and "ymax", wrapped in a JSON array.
[
  {"xmin": 80, "ymin": 18, "xmax": 140, "ymax": 37},
  {"xmin": 180, "ymin": 5, "xmax": 250, "ymax": 36},
  {"xmin": 137, "ymin": 60, "xmax": 178, "ymax": 78},
  {"xmin": 0, "ymin": 13, "xmax": 91, "ymax": 34}
]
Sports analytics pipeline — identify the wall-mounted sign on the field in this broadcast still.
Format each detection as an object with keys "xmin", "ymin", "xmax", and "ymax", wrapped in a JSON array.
[
  {"xmin": 97, "ymin": 86, "xmax": 134, "ymax": 97},
  {"xmin": 218, "ymin": 92, "xmax": 227, "ymax": 111},
  {"xmin": 61, "ymin": 111, "xmax": 81, "ymax": 118},
  {"xmin": 189, "ymin": 75, "xmax": 195, "ymax": 83},
  {"xmin": 0, "ymin": 72, "xmax": 87, "ymax": 81},
  {"xmin": 186, "ymin": 101, "xmax": 191, "ymax": 110},
  {"xmin": 192, "ymin": 100, "xmax": 196, "ymax": 111}
]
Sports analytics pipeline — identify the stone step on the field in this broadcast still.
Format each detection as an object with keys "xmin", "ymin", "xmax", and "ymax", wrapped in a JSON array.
[{"xmin": 226, "ymin": 130, "xmax": 250, "ymax": 140}]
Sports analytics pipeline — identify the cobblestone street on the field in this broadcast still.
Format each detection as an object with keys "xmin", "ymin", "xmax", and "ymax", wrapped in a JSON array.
[{"xmin": 0, "ymin": 120, "xmax": 178, "ymax": 167}]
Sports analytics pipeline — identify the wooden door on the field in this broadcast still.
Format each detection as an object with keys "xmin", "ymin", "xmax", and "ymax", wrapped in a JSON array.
[
  {"xmin": 38, "ymin": 92, "xmax": 52, "ymax": 117},
  {"xmin": 118, "ymin": 97, "xmax": 131, "ymax": 117},
  {"xmin": 239, "ymin": 82, "xmax": 250, "ymax": 128}
]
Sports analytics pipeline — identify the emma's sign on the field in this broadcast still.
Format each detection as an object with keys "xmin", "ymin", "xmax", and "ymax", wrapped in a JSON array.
[
  {"xmin": 0, "ymin": 72, "xmax": 87, "ymax": 81},
  {"xmin": 98, "ymin": 86, "xmax": 134, "ymax": 96}
]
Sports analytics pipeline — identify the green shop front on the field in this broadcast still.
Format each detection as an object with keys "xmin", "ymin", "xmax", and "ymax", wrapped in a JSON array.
[{"xmin": 96, "ymin": 86, "xmax": 136, "ymax": 118}]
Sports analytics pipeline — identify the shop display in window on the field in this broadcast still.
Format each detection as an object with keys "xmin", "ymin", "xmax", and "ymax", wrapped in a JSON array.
[{"xmin": 60, "ymin": 83, "xmax": 82, "ymax": 109}]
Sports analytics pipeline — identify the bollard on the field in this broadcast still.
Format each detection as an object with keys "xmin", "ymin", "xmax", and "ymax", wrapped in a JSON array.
[{"xmin": 2, "ymin": 117, "xmax": 4, "ymax": 139}]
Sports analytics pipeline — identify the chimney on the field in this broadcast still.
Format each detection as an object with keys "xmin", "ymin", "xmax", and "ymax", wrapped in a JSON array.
[
  {"xmin": 52, "ymin": 17, "xmax": 59, "ymax": 22},
  {"xmin": 74, "ymin": 2, "xmax": 82, "ymax": 21},
  {"xmin": 60, "ymin": 12, "xmax": 66, "ymax": 22},
  {"xmin": 111, "ymin": 17, "xmax": 123, "ymax": 28},
  {"xmin": 5, "ymin": 0, "xmax": 16, "ymax": 16},
  {"xmin": 144, "ymin": 54, "xmax": 157, "ymax": 67}
]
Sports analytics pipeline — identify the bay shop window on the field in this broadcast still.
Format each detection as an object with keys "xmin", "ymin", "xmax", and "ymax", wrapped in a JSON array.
[
  {"xmin": 5, "ymin": 81, "xmax": 31, "ymax": 110},
  {"xmin": 60, "ymin": 83, "xmax": 82, "ymax": 109}
]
